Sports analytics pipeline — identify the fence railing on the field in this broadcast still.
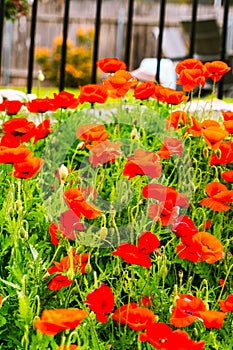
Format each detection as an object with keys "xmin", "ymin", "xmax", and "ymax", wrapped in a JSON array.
[{"xmin": 0, "ymin": 0, "xmax": 232, "ymax": 99}]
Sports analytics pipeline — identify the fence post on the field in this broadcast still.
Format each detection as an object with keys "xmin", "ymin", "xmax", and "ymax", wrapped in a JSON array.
[
  {"xmin": 0, "ymin": 0, "xmax": 5, "ymax": 84},
  {"xmin": 27, "ymin": 0, "xmax": 38, "ymax": 94},
  {"xmin": 156, "ymin": 0, "xmax": 166, "ymax": 84},
  {"xmin": 91, "ymin": 0, "xmax": 102, "ymax": 84},
  {"xmin": 59, "ymin": 0, "xmax": 70, "ymax": 92},
  {"xmin": 218, "ymin": 0, "xmax": 230, "ymax": 99},
  {"xmin": 189, "ymin": 0, "xmax": 198, "ymax": 58},
  {"xmin": 124, "ymin": 0, "xmax": 134, "ymax": 69}
]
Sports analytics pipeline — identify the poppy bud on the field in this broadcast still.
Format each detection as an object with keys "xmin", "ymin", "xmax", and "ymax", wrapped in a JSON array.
[
  {"xmin": 38, "ymin": 70, "xmax": 45, "ymax": 82},
  {"xmin": 77, "ymin": 141, "xmax": 85, "ymax": 150},
  {"xmin": 216, "ymin": 148, "xmax": 222, "ymax": 159},
  {"xmin": 192, "ymin": 328, "xmax": 198, "ymax": 338},
  {"xmin": 131, "ymin": 127, "xmax": 138, "ymax": 140},
  {"xmin": 203, "ymin": 146, "xmax": 209, "ymax": 158},
  {"xmin": 59, "ymin": 164, "xmax": 68, "ymax": 184},
  {"xmin": 85, "ymin": 263, "xmax": 92, "ymax": 274},
  {"xmin": 178, "ymin": 269, "xmax": 183, "ymax": 285},
  {"xmin": 98, "ymin": 227, "xmax": 108, "ymax": 240}
]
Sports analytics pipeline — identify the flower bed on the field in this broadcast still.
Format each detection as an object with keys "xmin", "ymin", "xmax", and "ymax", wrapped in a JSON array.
[{"xmin": 0, "ymin": 58, "xmax": 232, "ymax": 349}]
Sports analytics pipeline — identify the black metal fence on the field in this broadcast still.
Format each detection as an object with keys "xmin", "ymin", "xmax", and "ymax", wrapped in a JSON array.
[{"xmin": 0, "ymin": 0, "xmax": 231, "ymax": 98}]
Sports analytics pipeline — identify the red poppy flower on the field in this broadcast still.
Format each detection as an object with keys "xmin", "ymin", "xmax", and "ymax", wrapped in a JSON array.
[
  {"xmin": 89, "ymin": 140, "xmax": 121, "ymax": 167},
  {"xmin": 48, "ymin": 223, "xmax": 61, "ymax": 245},
  {"xmin": 152, "ymin": 84, "xmax": 167, "ymax": 102},
  {"xmin": 166, "ymin": 110, "xmax": 190, "ymax": 131},
  {"xmin": 0, "ymin": 100, "xmax": 24, "ymax": 115},
  {"xmin": 157, "ymin": 136, "xmax": 183, "ymax": 159},
  {"xmin": 171, "ymin": 215, "xmax": 198, "ymax": 244},
  {"xmin": 123, "ymin": 149, "xmax": 162, "ymax": 179},
  {"xmin": 84, "ymin": 284, "xmax": 114, "ymax": 323},
  {"xmin": 12, "ymin": 156, "xmax": 44, "ymax": 179},
  {"xmin": 176, "ymin": 68, "xmax": 206, "ymax": 92},
  {"xmin": 96, "ymin": 57, "xmax": 127, "ymax": 73},
  {"xmin": 103, "ymin": 70, "xmax": 137, "ymax": 98},
  {"xmin": 200, "ymin": 181, "xmax": 233, "ymax": 212},
  {"xmin": 222, "ymin": 111, "xmax": 233, "ymax": 121},
  {"xmin": 223, "ymin": 120, "xmax": 233, "ymax": 134},
  {"xmin": 112, "ymin": 303, "xmax": 156, "ymax": 331},
  {"xmin": 53, "ymin": 90, "xmax": 79, "ymax": 109},
  {"xmin": 2, "ymin": 117, "xmax": 36, "ymax": 144},
  {"xmin": 219, "ymin": 279, "xmax": 226, "ymax": 288},
  {"xmin": 78, "ymin": 84, "xmax": 108, "ymax": 104},
  {"xmin": 221, "ymin": 170, "xmax": 233, "ymax": 182},
  {"xmin": 111, "ymin": 243, "xmax": 152, "ymax": 268},
  {"xmin": 47, "ymin": 252, "xmax": 90, "ymax": 290},
  {"xmin": 140, "ymin": 322, "xmax": 205, "ymax": 350},
  {"xmin": 57, "ymin": 345, "xmax": 78, "ymax": 350},
  {"xmin": 219, "ymin": 294, "xmax": 233, "ymax": 312},
  {"xmin": 76, "ymin": 124, "xmax": 110, "ymax": 150},
  {"xmin": 141, "ymin": 295, "xmax": 153, "ymax": 308},
  {"xmin": 133, "ymin": 81, "xmax": 156, "ymax": 100},
  {"xmin": 137, "ymin": 231, "xmax": 160, "ymax": 255},
  {"xmin": 26, "ymin": 97, "xmax": 56, "ymax": 113},
  {"xmin": 33, "ymin": 119, "xmax": 53, "ymax": 144},
  {"xmin": 35, "ymin": 308, "xmax": 88, "ymax": 336},
  {"xmin": 0, "ymin": 145, "xmax": 32, "ymax": 164},
  {"xmin": 187, "ymin": 117, "xmax": 220, "ymax": 137},
  {"xmin": 60, "ymin": 209, "xmax": 84, "ymax": 237},
  {"xmin": 142, "ymin": 183, "xmax": 177, "ymax": 202},
  {"xmin": 175, "ymin": 58, "xmax": 204, "ymax": 74},
  {"xmin": 204, "ymin": 60, "xmax": 231, "ymax": 82},
  {"xmin": 202, "ymin": 126, "xmax": 228, "ymax": 150},
  {"xmin": 209, "ymin": 141, "xmax": 233, "ymax": 165},
  {"xmin": 148, "ymin": 201, "xmax": 179, "ymax": 226},
  {"xmin": 64, "ymin": 188, "xmax": 102, "ymax": 219},
  {"xmin": 177, "ymin": 231, "xmax": 224, "ymax": 264},
  {"xmin": 159, "ymin": 87, "xmax": 189, "ymax": 105},
  {"xmin": 195, "ymin": 310, "xmax": 226, "ymax": 329}
]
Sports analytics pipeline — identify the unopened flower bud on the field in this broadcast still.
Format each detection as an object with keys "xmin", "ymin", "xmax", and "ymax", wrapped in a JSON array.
[
  {"xmin": 203, "ymin": 146, "xmax": 209, "ymax": 158},
  {"xmin": 59, "ymin": 164, "xmax": 68, "ymax": 184},
  {"xmin": 38, "ymin": 70, "xmax": 45, "ymax": 82},
  {"xmin": 131, "ymin": 127, "xmax": 138, "ymax": 140},
  {"xmin": 216, "ymin": 148, "xmax": 222, "ymax": 159},
  {"xmin": 77, "ymin": 141, "xmax": 85, "ymax": 150},
  {"xmin": 99, "ymin": 227, "xmax": 108, "ymax": 240}
]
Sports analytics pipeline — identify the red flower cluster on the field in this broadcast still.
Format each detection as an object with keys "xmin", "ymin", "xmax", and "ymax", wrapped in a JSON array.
[{"xmin": 111, "ymin": 231, "xmax": 160, "ymax": 268}]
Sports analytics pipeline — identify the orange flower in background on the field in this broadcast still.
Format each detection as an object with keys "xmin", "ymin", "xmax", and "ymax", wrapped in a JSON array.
[
  {"xmin": 177, "ymin": 231, "xmax": 224, "ymax": 264},
  {"xmin": 89, "ymin": 140, "xmax": 122, "ymax": 167},
  {"xmin": 133, "ymin": 81, "xmax": 156, "ymax": 100},
  {"xmin": 166, "ymin": 110, "xmax": 190, "ymax": 131},
  {"xmin": 53, "ymin": 90, "xmax": 79, "ymax": 109},
  {"xmin": 223, "ymin": 120, "xmax": 233, "ymax": 134},
  {"xmin": 175, "ymin": 58, "xmax": 204, "ymax": 74},
  {"xmin": 202, "ymin": 126, "xmax": 228, "ymax": 150},
  {"xmin": 2, "ymin": 117, "xmax": 36, "ymax": 144},
  {"xmin": 176, "ymin": 68, "xmax": 206, "ymax": 92},
  {"xmin": 187, "ymin": 117, "xmax": 220, "ymax": 137},
  {"xmin": 0, "ymin": 145, "xmax": 32, "ymax": 164},
  {"xmin": 219, "ymin": 294, "xmax": 233, "ymax": 312},
  {"xmin": 0, "ymin": 100, "xmax": 24, "ymax": 115},
  {"xmin": 84, "ymin": 284, "xmax": 114, "ymax": 323},
  {"xmin": 204, "ymin": 60, "xmax": 231, "ymax": 82},
  {"xmin": 78, "ymin": 84, "xmax": 108, "ymax": 104},
  {"xmin": 157, "ymin": 136, "xmax": 183, "ymax": 158},
  {"xmin": 96, "ymin": 57, "xmax": 127, "ymax": 73},
  {"xmin": 33, "ymin": 119, "xmax": 53, "ymax": 144},
  {"xmin": 34, "ymin": 308, "xmax": 88, "ymax": 336},
  {"xmin": 123, "ymin": 149, "xmax": 162, "ymax": 179},
  {"xmin": 221, "ymin": 170, "xmax": 233, "ymax": 182},
  {"xmin": 209, "ymin": 141, "xmax": 233, "ymax": 165},
  {"xmin": 64, "ymin": 188, "xmax": 102, "ymax": 219},
  {"xmin": 112, "ymin": 303, "xmax": 156, "ymax": 331},
  {"xmin": 103, "ymin": 70, "xmax": 137, "ymax": 98},
  {"xmin": 76, "ymin": 123, "xmax": 109, "ymax": 150},
  {"xmin": 12, "ymin": 156, "xmax": 44, "ymax": 179},
  {"xmin": 200, "ymin": 181, "xmax": 233, "ymax": 212},
  {"xmin": 170, "ymin": 294, "xmax": 225, "ymax": 329}
]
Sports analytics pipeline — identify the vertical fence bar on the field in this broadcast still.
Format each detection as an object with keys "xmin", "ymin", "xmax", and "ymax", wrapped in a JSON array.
[
  {"xmin": 59, "ymin": 0, "xmax": 70, "ymax": 92},
  {"xmin": 0, "ymin": 0, "xmax": 5, "ymax": 83},
  {"xmin": 91, "ymin": 0, "xmax": 102, "ymax": 84},
  {"xmin": 156, "ymin": 0, "xmax": 166, "ymax": 84},
  {"xmin": 218, "ymin": 0, "xmax": 230, "ymax": 99},
  {"xmin": 189, "ymin": 0, "xmax": 198, "ymax": 57},
  {"xmin": 27, "ymin": 0, "xmax": 38, "ymax": 94},
  {"xmin": 124, "ymin": 0, "xmax": 134, "ymax": 69}
]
